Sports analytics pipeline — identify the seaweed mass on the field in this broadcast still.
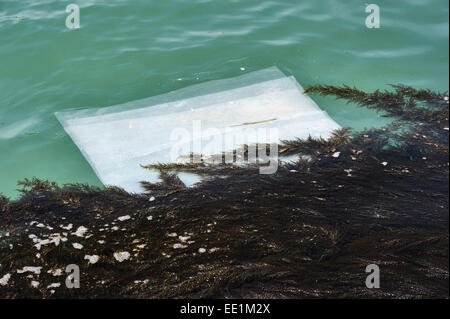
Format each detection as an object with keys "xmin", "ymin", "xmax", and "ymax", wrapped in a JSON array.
[{"xmin": 0, "ymin": 84, "xmax": 448, "ymax": 298}]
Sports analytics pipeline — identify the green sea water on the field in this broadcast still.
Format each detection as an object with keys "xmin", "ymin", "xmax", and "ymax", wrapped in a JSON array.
[{"xmin": 0, "ymin": 0, "xmax": 448, "ymax": 198}]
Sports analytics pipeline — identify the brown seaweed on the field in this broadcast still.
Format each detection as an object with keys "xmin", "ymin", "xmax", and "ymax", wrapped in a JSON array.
[{"xmin": 0, "ymin": 85, "xmax": 448, "ymax": 299}]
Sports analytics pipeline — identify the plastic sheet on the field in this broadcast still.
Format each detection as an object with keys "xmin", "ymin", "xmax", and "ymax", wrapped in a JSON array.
[{"xmin": 56, "ymin": 67, "xmax": 340, "ymax": 193}]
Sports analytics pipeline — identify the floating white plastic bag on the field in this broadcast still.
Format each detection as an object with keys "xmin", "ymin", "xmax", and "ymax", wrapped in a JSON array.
[{"xmin": 56, "ymin": 67, "xmax": 340, "ymax": 193}]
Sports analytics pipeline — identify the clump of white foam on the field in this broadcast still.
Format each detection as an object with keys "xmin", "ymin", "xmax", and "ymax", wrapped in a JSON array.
[
  {"xmin": 113, "ymin": 251, "xmax": 130, "ymax": 262},
  {"xmin": 332, "ymin": 152, "xmax": 341, "ymax": 158},
  {"xmin": 48, "ymin": 268, "xmax": 63, "ymax": 277},
  {"xmin": 17, "ymin": 266, "xmax": 42, "ymax": 275},
  {"xmin": 179, "ymin": 235, "xmax": 191, "ymax": 242},
  {"xmin": 73, "ymin": 226, "xmax": 88, "ymax": 237},
  {"xmin": 72, "ymin": 243, "xmax": 83, "ymax": 249},
  {"xmin": 0, "ymin": 273, "xmax": 11, "ymax": 286},
  {"xmin": 117, "ymin": 215, "xmax": 131, "ymax": 222},
  {"xmin": 47, "ymin": 283, "xmax": 61, "ymax": 289},
  {"xmin": 61, "ymin": 223, "xmax": 73, "ymax": 230},
  {"xmin": 84, "ymin": 255, "xmax": 100, "ymax": 264}
]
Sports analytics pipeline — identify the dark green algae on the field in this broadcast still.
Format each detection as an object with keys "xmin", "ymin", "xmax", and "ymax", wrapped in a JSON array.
[{"xmin": 0, "ymin": 84, "xmax": 448, "ymax": 298}]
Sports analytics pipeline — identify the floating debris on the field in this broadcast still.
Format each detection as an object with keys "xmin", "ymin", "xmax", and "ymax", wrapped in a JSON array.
[
  {"xmin": 1, "ymin": 84, "xmax": 448, "ymax": 299},
  {"xmin": 72, "ymin": 243, "xmax": 83, "ymax": 250},
  {"xmin": 113, "ymin": 251, "xmax": 130, "ymax": 262},
  {"xmin": 117, "ymin": 215, "xmax": 131, "ymax": 222},
  {"xmin": 0, "ymin": 274, "xmax": 11, "ymax": 286},
  {"xmin": 17, "ymin": 267, "xmax": 42, "ymax": 275},
  {"xmin": 179, "ymin": 235, "xmax": 191, "ymax": 242},
  {"xmin": 84, "ymin": 255, "xmax": 100, "ymax": 265},
  {"xmin": 47, "ymin": 283, "xmax": 61, "ymax": 289},
  {"xmin": 73, "ymin": 226, "xmax": 88, "ymax": 237},
  {"xmin": 61, "ymin": 224, "xmax": 73, "ymax": 230},
  {"xmin": 47, "ymin": 269, "xmax": 63, "ymax": 277}
]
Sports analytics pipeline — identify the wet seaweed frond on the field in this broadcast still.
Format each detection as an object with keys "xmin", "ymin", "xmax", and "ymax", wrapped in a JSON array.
[
  {"xmin": 279, "ymin": 128, "xmax": 352, "ymax": 156},
  {"xmin": 304, "ymin": 84, "xmax": 449, "ymax": 122},
  {"xmin": 140, "ymin": 170, "xmax": 187, "ymax": 193},
  {"xmin": 17, "ymin": 177, "xmax": 60, "ymax": 194},
  {"xmin": 0, "ymin": 194, "xmax": 8, "ymax": 211},
  {"xmin": 140, "ymin": 162, "xmax": 205, "ymax": 170}
]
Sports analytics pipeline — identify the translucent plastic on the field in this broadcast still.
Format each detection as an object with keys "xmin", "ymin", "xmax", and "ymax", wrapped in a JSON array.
[{"xmin": 56, "ymin": 67, "xmax": 340, "ymax": 193}]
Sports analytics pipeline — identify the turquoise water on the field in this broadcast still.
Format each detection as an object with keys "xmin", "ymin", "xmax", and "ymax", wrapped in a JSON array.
[{"xmin": 0, "ymin": 0, "xmax": 448, "ymax": 198}]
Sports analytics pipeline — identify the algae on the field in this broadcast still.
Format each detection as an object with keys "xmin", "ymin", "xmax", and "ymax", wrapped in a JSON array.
[{"xmin": 0, "ymin": 84, "xmax": 448, "ymax": 298}]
